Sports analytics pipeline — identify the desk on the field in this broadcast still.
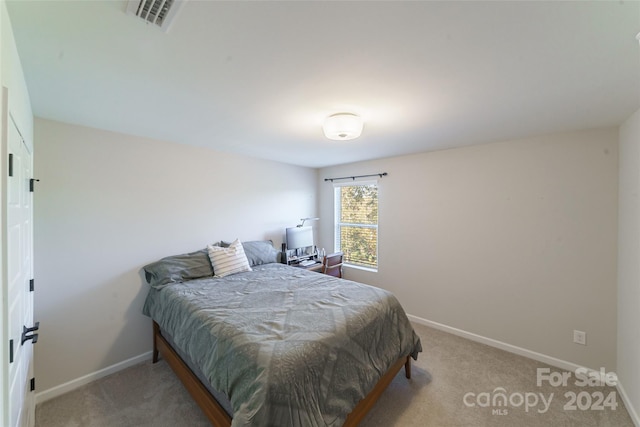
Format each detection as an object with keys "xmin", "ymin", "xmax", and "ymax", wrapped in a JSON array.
[{"xmin": 292, "ymin": 261, "xmax": 323, "ymax": 273}]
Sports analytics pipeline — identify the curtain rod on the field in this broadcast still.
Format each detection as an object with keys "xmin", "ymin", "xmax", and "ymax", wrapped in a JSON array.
[{"xmin": 324, "ymin": 172, "xmax": 387, "ymax": 183}]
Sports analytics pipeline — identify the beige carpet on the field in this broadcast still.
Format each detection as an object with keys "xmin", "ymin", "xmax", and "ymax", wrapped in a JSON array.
[{"xmin": 36, "ymin": 323, "xmax": 634, "ymax": 426}]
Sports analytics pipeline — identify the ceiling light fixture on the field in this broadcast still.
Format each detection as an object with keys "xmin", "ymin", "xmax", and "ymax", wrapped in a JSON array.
[{"xmin": 323, "ymin": 113, "xmax": 364, "ymax": 141}]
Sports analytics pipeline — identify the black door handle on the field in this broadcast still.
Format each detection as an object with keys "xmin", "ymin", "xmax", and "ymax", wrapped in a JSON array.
[{"xmin": 21, "ymin": 322, "xmax": 40, "ymax": 345}]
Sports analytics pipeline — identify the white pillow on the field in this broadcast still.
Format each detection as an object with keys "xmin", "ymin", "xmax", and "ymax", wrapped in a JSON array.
[{"xmin": 207, "ymin": 239, "xmax": 252, "ymax": 278}]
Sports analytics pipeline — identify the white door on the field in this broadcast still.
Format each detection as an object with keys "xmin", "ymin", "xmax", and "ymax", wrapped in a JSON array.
[{"xmin": 4, "ymin": 99, "xmax": 35, "ymax": 427}]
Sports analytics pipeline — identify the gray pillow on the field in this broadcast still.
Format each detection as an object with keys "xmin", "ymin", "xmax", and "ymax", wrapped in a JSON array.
[
  {"xmin": 221, "ymin": 240, "xmax": 280, "ymax": 266},
  {"xmin": 143, "ymin": 248, "xmax": 214, "ymax": 289}
]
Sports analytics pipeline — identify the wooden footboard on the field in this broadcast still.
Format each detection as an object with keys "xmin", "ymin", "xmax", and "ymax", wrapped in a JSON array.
[
  {"xmin": 152, "ymin": 321, "xmax": 411, "ymax": 426},
  {"xmin": 343, "ymin": 354, "xmax": 412, "ymax": 426},
  {"xmin": 153, "ymin": 321, "xmax": 232, "ymax": 425}
]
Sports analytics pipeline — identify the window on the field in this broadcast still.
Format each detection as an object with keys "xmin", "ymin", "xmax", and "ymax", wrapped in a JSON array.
[{"xmin": 334, "ymin": 182, "xmax": 378, "ymax": 269}]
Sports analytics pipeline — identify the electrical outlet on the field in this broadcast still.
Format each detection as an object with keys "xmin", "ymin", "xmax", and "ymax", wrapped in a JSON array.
[{"xmin": 573, "ymin": 330, "xmax": 586, "ymax": 345}]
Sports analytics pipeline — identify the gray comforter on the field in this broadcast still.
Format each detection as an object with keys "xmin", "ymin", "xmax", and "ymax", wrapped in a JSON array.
[{"xmin": 143, "ymin": 263, "xmax": 422, "ymax": 427}]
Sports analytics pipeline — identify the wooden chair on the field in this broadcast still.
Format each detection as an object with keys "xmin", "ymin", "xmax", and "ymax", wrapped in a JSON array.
[{"xmin": 322, "ymin": 252, "xmax": 344, "ymax": 278}]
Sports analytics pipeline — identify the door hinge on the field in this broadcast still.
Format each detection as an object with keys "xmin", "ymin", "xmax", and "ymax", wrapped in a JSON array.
[
  {"xmin": 21, "ymin": 322, "xmax": 40, "ymax": 345},
  {"xmin": 29, "ymin": 279, "xmax": 34, "ymax": 292},
  {"xmin": 29, "ymin": 178, "xmax": 39, "ymax": 192},
  {"xmin": 9, "ymin": 339, "xmax": 14, "ymax": 363},
  {"xmin": 8, "ymin": 153, "xmax": 13, "ymax": 177},
  {"xmin": 30, "ymin": 378, "xmax": 35, "ymax": 392}
]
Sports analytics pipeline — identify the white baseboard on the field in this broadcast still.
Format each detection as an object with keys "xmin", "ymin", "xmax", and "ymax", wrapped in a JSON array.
[
  {"xmin": 35, "ymin": 351, "xmax": 153, "ymax": 404},
  {"xmin": 409, "ymin": 314, "xmax": 599, "ymax": 376},
  {"xmin": 408, "ymin": 314, "xmax": 591, "ymax": 372},
  {"xmin": 408, "ymin": 314, "xmax": 640, "ymax": 425},
  {"xmin": 616, "ymin": 380, "xmax": 640, "ymax": 427}
]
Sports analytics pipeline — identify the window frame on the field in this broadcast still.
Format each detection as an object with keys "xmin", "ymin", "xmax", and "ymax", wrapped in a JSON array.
[{"xmin": 333, "ymin": 179, "xmax": 379, "ymax": 271}]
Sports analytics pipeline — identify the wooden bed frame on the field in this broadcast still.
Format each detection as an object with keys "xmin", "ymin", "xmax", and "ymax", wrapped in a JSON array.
[{"xmin": 152, "ymin": 321, "xmax": 411, "ymax": 426}]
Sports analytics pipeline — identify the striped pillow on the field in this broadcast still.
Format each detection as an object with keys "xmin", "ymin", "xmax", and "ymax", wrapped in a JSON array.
[{"xmin": 207, "ymin": 239, "xmax": 252, "ymax": 278}]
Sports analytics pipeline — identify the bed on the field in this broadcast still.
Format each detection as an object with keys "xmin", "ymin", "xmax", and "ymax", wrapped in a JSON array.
[{"xmin": 142, "ymin": 241, "xmax": 422, "ymax": 426}]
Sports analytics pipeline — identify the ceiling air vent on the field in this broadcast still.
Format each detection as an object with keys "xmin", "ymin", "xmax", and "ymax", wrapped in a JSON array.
[{"xmin": 126, "ymin": 0, "xmax": 186, "ymax": 33}]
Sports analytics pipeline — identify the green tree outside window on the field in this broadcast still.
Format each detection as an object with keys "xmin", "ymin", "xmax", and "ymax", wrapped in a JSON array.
[{"xmin": 335, "ymin": 184, "xmax": 378, "ymax": 269}]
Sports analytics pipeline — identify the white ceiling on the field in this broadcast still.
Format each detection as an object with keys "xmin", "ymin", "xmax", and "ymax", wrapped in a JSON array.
[{"xmin": 6, "ymin": 0, "xmax": 640, "ymax": 168}]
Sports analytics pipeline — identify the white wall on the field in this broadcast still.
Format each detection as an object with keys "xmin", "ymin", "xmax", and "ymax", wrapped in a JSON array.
[
  {"xmin": 318, "ymin": 128, "xmax": 618, "ymax": 370},
  {"xmin": 1, "ymin": 1, "xmax": 32, "ymax": 149},
  {"xmin": 33, "ymin": 118, "xmax": 317, "ymax": 393},
  {"xmin": 618, "ymin": 107, "xmax": 640, "ymax": 423}
]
